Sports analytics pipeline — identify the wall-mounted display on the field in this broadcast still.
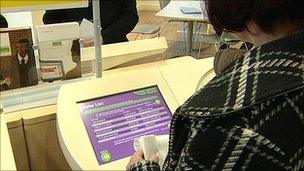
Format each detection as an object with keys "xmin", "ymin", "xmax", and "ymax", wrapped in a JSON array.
[{"xmin": 0, "ymin": 27, "xmax": 38, "ymax": 91}]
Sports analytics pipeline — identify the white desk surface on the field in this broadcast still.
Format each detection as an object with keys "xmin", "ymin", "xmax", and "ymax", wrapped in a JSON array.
[
  {"xmin": 81, "ymin": 37, "xmax": 168, "ymax": 70},
  {"xmin": 1, "ymin": 114, "xmax": 17, "ymax": 171},
  {"xmin": 156, "ymin": 1, "xmax": 208, "ymax": 22},
  {"xmin": 57, "ymin": 56, "xmax": 214, "ymax": 170},
  {"xmin": 102, "ymin": 56, "xmax": 214, "ymax": 105},
  {"xmin": 158, "ymin": 57, "xmax": 214, "ymax": 104}
]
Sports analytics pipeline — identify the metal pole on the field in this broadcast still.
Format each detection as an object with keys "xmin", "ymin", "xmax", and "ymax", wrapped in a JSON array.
[
  {"xmin": 186, "ymin": 21, "xmax": 194, "ymax": 55},
  {"xmin": 92, "ymin": 0, "xmax": 102, "ymax": 78}
]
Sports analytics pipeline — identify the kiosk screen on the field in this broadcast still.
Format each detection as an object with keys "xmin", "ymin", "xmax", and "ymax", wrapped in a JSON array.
[{"xmin": 77, "ymin": 86, "xmax": 172, "ymax": 165}]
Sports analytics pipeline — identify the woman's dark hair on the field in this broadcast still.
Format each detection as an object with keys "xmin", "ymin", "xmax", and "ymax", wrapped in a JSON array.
[
  {"xmin": 71, "ymin": 39, "xmax": 80, "ymax": 63},
  {"xmin": 205, "ymin": 0, "xmax": 304, "ymax": 33},
  {"xmin": 71, "ymin": 39, "xmax": 80, "ymax": 55},
  {"xmin": 17, "ymin": 39, "xmax": 30, "ymax": 44}
]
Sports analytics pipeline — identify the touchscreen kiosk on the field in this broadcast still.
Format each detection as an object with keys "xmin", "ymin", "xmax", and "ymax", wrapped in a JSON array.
[
  {"xmin": 57, "ymin": 67, "xmax": 180, "ymax": 170},
  {"xmin": 57, "ymin": 57, "xmax": 214, "ymax": 170},
  {"xmin": 77, "ymin": 86, "xmax": 172, "ymax": 165}
]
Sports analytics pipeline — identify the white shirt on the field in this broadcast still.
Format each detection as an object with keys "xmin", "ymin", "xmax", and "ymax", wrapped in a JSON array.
[{"xmin": 17, "ymin": 53, "xmax": 29, "ymax": 64}]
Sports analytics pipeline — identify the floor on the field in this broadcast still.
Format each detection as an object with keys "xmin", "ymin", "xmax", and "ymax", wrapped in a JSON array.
[{"xmin": 127, "ymin": 11, "xmax": 217, "ymax": 60}]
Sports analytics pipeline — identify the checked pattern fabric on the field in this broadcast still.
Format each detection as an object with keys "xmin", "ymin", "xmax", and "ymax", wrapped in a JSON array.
[{"xmin": 130, "ymin": 29, "xmax": 304, "ymax": 171}]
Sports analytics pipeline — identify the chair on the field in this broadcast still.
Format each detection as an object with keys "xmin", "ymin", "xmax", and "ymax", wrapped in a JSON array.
[
  {"xmin": 131, "ymin": 24, "xmax": 161, "ymax": 40},
  {"xmin": 131, "ymin": 0, "xmax": 171, "ymax": 40},
  {"xmin": 197, "ymin": 25, "xmax": 242, "ymax": 58}
]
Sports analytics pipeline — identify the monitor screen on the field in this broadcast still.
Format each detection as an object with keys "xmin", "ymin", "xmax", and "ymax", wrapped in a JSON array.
[{"xmin": 77, "ymin": 85, "xmax": 172, "ymax": 165}]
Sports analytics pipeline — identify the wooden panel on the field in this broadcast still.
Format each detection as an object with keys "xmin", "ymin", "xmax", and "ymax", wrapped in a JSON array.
[
  {"xmin": 22, "ymin": 106, "xmax": 71, "ymax": 171},
  {"xmin": 7, "ymin": 126, "xmax": 30, "ymax": 170},
  {"xmin": 5, "ymin": 112, "xmax": 30, "ymax": 171},
  {"xmin": 1, "ymin": 114, "xmax": 17, "ymax": 170}
]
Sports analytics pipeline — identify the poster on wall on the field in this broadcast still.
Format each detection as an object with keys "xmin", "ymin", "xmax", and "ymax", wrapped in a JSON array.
[
  {"xmin": 0, "ymin": 27, "xmax": 38, "ymax": 91},
  {"xmin": 0, "ymin": 0, "xmax": 88, "ymax": 13},
  {"xmin": 77, "ymin": 86, "xmax": 173, "ymax": 165}
]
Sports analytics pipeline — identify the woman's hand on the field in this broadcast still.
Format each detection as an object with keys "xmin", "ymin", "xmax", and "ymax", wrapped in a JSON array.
[
  {"xmin": 80, "ymin": 39, "xmax": 95, "ymax": 47},
  {"xmin": 4, "ymin": 77, "xmax": 11, "ymax": 85},
  {"xmin": 80, "ymin": 36, "xmax": 103, "ymax": 48},
  {"xmin": 126, "ymin": 150, "xmax": 159, "ymax": 170}
]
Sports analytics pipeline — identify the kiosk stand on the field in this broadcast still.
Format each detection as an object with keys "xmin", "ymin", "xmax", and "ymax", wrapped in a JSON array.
[
  {"xmin": 57, "ymin": 56, "xmax": 214, "ymax": 170},
  {"xmin": 57, "ymin": 68, "xmax": 179, "ymax": 170}
]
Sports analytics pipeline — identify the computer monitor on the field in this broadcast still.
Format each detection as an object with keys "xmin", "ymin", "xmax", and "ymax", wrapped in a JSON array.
[{"xmin": 77, "ymin": 85, "xmax": 172, "ymax": 165}]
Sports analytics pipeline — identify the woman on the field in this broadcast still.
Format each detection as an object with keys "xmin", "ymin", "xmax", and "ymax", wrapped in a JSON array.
[{"xmin": 127, "ymin": 0, "xmax": 304, "ymax": 170}]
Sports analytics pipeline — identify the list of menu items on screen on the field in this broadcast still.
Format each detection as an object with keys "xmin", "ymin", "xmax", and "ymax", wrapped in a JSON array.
[{"xmin": 77, "ymin": 86, "xmax": 172, "ymax": 165}]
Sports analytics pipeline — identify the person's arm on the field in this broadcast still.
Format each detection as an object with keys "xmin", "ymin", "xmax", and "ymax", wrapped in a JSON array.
[
  {"xmin": 43, "ymin": 8, "xmax": 88, "ymax": 24},
  {"xmin": 43, "ymin": 10, "xmax": 68, "ymax": 24},
  {"xmin": 127, "ymin": 150, "xmax": 160, "ymax": 171},
  {"xmin": 100, "ymin": 0, "xmax": 139, "ymax": 44},
  {"xmin": 128, "ymin": 161, "xmax": 161, "ymax": 171}
]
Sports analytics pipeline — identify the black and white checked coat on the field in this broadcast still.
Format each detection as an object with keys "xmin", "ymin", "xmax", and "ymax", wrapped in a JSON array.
[{"xmin": 130, "ymin": 30, "xmax": 304, "ymax": 171}]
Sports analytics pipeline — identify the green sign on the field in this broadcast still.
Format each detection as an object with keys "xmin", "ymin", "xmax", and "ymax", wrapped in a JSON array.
[
  {"xmin": 0, "ymin": 47, "xmax": 10, "ymax": 54},
  {"xmin": 52, "ymin": 41, "xmax": 62, "ymax": 47}
]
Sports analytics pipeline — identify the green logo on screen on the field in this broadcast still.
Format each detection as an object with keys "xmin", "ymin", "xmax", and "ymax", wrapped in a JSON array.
[{"xmin": 101, "ymin": 151, "xmax": 112, "ymax": 163}]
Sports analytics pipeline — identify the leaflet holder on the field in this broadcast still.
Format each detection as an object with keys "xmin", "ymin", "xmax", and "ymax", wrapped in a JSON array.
[{"xmin": 36, "ymin": 22, "xmax": 80, "ymax": 81}]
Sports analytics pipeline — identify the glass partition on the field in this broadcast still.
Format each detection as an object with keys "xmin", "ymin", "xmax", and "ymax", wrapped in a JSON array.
[{"xmin": 1, "ymin": 0, "xmax": 218, "ymax": 113}]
